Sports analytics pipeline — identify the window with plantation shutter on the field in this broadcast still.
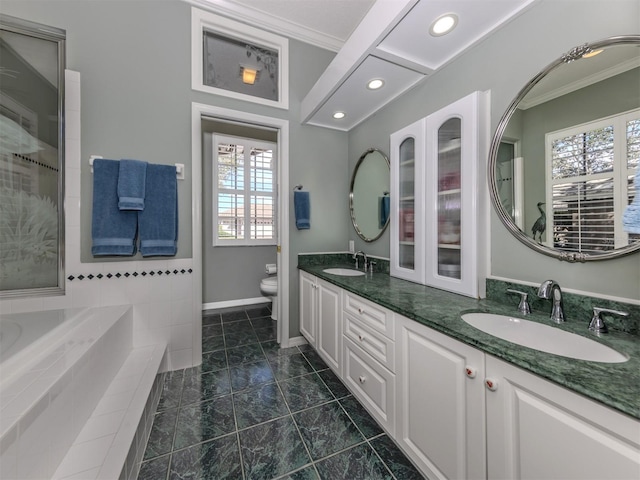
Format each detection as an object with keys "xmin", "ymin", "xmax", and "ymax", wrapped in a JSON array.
[
  {"xmin": 213, "ymin": 134, "xmax": 277, "ymax": 246},
  {"xmin": 546, "ymin": 109, "xmax": 640, "ymax": 254}
]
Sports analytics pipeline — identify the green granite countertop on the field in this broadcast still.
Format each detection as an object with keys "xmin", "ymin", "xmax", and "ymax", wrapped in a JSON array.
[{"xmin": 298, "ymin": 263, "xmax": 640, "ymax": 420}]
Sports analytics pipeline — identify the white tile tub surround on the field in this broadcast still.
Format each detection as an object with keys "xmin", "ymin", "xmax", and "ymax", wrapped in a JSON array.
[
  {"xmin": 53, "ymin": 343, "xmax": 166, "ymax": 480},
  {"xmin": 0, "ymin": 69, "xmax": 202, "ymax": 371},
  {"xmin": 0, "ymin": 305, "xmax": 133, "ymax": 479}
]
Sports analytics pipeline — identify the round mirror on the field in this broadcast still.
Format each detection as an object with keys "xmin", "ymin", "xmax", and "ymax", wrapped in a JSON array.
[
  {"xmin": 350, "ymin": 148, "xmax": 390, "ymax": 242},
  {"xmin": 489, "ymin": 35, "xmax": 640, "ymax": 262}
]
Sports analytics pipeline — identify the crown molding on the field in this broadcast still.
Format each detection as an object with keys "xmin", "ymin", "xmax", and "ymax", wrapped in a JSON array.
[{"xmin": 185, "ymin": 0, "xmax": 343, "ymax": 52}]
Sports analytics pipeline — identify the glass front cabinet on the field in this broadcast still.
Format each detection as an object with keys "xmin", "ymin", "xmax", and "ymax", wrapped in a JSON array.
[{"xmin": 390, "ymin": 91, "xmax": 489, "ymax": 297}]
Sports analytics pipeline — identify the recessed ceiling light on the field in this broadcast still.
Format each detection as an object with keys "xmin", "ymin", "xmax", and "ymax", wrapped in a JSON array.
[
  {"xmin": 430, "ymin": 13, "xmax": 458, "ymax": 37},
  {"xmin": 367, "ymin": 79, "xmax": 385, "ymax": 90},
  {"xmin": 333, "ymin": 111, "xmax": 346, "ymax": 119}
]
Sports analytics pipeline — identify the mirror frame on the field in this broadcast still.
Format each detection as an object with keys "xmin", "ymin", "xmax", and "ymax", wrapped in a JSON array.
[
  {"xmin": 349, "ymin": 147, "xmax": 390, "ymax": 242},
  {"xmin": 488, "ymin": 35, "xmax": 640, "ymax": 262}
]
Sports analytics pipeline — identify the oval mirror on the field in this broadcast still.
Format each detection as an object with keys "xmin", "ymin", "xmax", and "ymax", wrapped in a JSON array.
[
  {"xmin": 489, "ymin": 35, "xmax": 640, "ymax": 262},
  {"xmin": 350, "ymin": 148, "xmax": 390, "ymax": 242}
]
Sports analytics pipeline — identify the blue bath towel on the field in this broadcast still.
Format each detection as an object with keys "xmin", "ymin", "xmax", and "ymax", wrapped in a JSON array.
[
  {"xmin": 623, "ymin": 167, "xmax": 640, "ymax": 234},
  {"xmin": 379, "ymin": 195, "xmax": 390, "ymax": 228},
  {"xmin": 294, "ymin": 190, "xmax": 310, "ymax": 230},
  {"xmin": 139, "ymin": 164, "xmax": 178, "ymax": 256},
  {"xmin": 91, "ymin": 159, "xmax": 138, "ymax": 256},
  {"xmin": 118, "ymin": 159, "xmax": 147, "ymax": 211}
]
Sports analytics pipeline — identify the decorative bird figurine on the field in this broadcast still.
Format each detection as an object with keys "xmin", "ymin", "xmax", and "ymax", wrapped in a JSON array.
[{"xmin": 532, "ymin": 202, "xmax": 546, "ymax": 243}]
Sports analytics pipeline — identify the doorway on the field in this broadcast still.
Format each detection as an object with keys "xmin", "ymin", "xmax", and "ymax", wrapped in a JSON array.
[{"xmin": 191, "ymin": 103, "xmax": 290, "ymax": 357}]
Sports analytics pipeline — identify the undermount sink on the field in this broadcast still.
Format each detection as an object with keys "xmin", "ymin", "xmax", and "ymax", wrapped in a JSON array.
[
  {"xmin": 322, "ymin": 268, "xmax": 366, "ymax": 277},
  {"xmin": 461, "ymin": 313, "xmax": 628, "ymax": 363}
]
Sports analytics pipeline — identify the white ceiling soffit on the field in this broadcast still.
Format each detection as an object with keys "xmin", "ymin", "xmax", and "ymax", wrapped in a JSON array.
[
  {"xmin": 192, "ymin": 0, "xmax": 375, "ymax": 52},
  {"xmin": 302, "ymin": 0, "xmax": 538, "ymax": 131}
]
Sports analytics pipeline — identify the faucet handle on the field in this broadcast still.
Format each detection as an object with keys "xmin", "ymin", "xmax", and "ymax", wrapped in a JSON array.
[
  {"xmin": 589, "ymin": 307, "xmax": 629, "ymax": 335},
  {"xmin": 507, "ymin": 289, "xmax": 531, "ymax": 315}
]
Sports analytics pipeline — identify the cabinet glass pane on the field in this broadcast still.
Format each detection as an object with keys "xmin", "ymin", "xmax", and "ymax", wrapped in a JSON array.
[
  {"xmin": 437, "ymin": 118, "xmax": 461, "ymax": 279},
  {"xmin": 399, "ymin": 137, "xmax": 415, "ymax": 269}
]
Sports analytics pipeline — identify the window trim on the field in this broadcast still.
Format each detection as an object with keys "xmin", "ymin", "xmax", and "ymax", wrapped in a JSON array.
[
  {"xmin": 545, "ymin": 108, "xmax": 639, "ymax": 252},
  {"xmin": 212, "ymin": 134, "xmax": 277, "ymax": 247},
  {"xmin": 191, "ymin": 8, "xmax": 289, "ymax": 110}
]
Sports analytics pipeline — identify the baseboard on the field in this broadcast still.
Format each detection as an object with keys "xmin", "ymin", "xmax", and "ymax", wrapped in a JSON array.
[
  {"xmin": 287, "ymin": 336, "xmax": 308, "ymax": 347},
  {"xmin": 202, "ymin": 296, "xmax": 271, "ymax": 311}
]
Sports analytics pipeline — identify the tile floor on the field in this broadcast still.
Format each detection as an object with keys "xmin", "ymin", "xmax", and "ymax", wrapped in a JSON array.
[{"xmin": 137, "ymin": 304, "xmax": 425, "ymax": 479}]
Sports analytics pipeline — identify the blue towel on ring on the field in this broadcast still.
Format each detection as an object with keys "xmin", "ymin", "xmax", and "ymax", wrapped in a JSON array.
[
  {"xmin": 139, "ymin": 164, "xmax": 177, "ymax": 256},
  {"xmin": 118, "ymin": 159, "xmax": 147, "ymax": 210},
  {"xmin": 380, "ymin": 195, "xmax": 390, "ymax": 228},
  {"xmin": 91, "ymin": 159, "xmax": 138, "ymax": 256},
  {"xmin": 294, "ymin": 190, "xmax": 310, "ymax": 230}
]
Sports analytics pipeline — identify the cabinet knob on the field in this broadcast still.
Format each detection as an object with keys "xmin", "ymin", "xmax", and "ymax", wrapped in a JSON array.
[
  {"xmin": 358, "ymin": 307, "xmax": 365, "ymax": 314},
  {"xmin": 465, "ymin": 366, "xmax": 476, "ymax": 378},
  {"xmin": 485, "ymin": 378, "xmax": 498, "ymax": 391},
  {"xmin": 358, "ymin": 375, "xmax": 366, "ymax": 384},
  {"xmin": 358, "ymin": 334, "xmax": 365, "ymax": 342}
]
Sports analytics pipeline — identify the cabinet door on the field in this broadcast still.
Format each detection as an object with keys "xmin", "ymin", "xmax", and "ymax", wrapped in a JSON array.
[
  {"xmin": 316, "ymin": 279, "xmax": 342, "ymax": 374},
  {"xmin": 299, "ymin": 272, "xmax": 317, "ymax": 347},
  {"xmin": 390, "ymin": 118, "xmax": 426, "ymax": 284},
  {"xmin": 424, "ymin": 91, "xmax": 488, "ymax": 298},
  {"xmin": 396, "ymin": 315, "xmax": 486, "ymax": 480},
  {"xmin": 485, "ymin": 355, "xmax": 640, "ymax": 480}
]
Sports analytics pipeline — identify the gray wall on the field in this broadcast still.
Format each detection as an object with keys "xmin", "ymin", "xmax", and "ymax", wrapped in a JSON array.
[
  {"xmin": 348, "ymin": 0, "xmax": 640, "ymax": 300},
  {"xmin": 2, "ymin": 0, "xmax": 349, "ymax": 337}
]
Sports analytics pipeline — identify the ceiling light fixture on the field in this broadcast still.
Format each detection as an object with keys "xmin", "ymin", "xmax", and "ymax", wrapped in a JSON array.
[
  {"xmin": 367, "ymin": 79, "xmax": 385, "ymax": 90},
  {"xmin": 429, "ymin": 13, "xmax": 458, "ymax": 37},
  {"xmin": 240, "ymin": 64, "xmax": 260, "ymax": 85},
  {"xmin": 333, "ymin": 111, "xmax": 346, "ymax": 119}
]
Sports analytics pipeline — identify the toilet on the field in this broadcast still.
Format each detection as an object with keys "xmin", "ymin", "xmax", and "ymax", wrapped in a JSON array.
[{"xmin": 260, "ymin": 266, "xmax": 278, "ymax": 320}]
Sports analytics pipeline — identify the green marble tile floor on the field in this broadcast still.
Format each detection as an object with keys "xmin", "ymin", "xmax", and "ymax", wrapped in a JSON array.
[{"xmin": 137, "ymin": 304, "xmax": 425, "ymax": 480}]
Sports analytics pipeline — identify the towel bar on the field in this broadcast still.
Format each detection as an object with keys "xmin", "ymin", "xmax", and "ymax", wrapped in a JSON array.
[{"xmin": 89, "ymin": 156, "xmax": 184, "ymax": 180}]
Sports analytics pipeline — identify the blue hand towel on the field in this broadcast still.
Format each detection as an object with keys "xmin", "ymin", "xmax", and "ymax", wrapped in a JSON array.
[
  {"xmin": 91, "ymin": 159, "xmax": 138, "ymax": 256},
  {"xmin": 118, "ymin": 159, "xmax": 147, "ymax": 211},
  {"xmin": 139, "ymin": 164, "xmax": 178, "ymax": 256},
  {"xmin": 294, "ymin": 190, "xmax": 310, "ymax": 230},
  {"xmin": 380, "ymin": 195, "xmax": 390, "ymax": 228},
  {"xmin": 623, "ymin": 167, "xmax": 640, "ymax": 234}
]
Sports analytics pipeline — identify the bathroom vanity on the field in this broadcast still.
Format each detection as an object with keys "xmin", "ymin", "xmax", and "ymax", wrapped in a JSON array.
[{"xmin": 298, "ymin": 263, "xmax": 640, "ymax": 480}]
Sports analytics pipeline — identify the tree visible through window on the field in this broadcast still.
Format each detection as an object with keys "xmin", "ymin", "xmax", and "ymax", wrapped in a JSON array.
[
  {"xmin": 213, "ymin": 135, "xmax": 276, "ymax": 245},
  {"xmin": 546, "ymin": 109, "xmax": 639, "ymax": 253}
]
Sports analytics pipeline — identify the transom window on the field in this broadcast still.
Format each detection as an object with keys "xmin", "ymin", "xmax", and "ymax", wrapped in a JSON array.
[
  {"xmin": 546, "ymin": 109, "xmax": 639, "ymax": 253},
  {"xmin": 213, "ymin": 134, "xmax": 277, "ymax": 246}
]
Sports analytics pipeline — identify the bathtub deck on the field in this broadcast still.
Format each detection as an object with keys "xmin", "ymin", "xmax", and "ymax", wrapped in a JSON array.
[
  {"xmin": 0, "ymin": 305, "xmax": 166, "ymax": 479},
  {"xmin": 53, "ymin": 343, "xmax": 166, "ymax": 480}
]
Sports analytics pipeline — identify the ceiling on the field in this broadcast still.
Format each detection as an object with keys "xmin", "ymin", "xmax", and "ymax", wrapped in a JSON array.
[{"xmin": 200, "ymin": 0, "xmax": 539, "ymax": 131}]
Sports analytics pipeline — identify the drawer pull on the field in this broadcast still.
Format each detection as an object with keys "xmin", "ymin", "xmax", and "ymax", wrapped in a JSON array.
[
  {"xmin": 358, "ymin": 375, "xmax": 367, "ymax": 384},
  {"xmin": 358, "ymin": 334, "xmax": 365, "ymax": 342},
  {"xmin": 358, "ymin": 307, "xmax": 365, "ymax": 314},
  {"xmin": 465, "ymin": 366, "xmax": 476, "ymax": 378},
  {"xmin": 485, "ymin": 378, "xmax": 498, "ymax": 391}
]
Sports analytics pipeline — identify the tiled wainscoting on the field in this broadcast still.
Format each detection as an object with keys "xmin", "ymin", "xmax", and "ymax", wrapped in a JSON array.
[{"xmin": 136, "ymin": 305, "xmax": 425, "ymax": 480}]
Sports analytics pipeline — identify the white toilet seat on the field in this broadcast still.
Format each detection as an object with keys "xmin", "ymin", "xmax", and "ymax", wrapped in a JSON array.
[{"xmin": 260, "ymin": 276, "xmax": 278, "ymax": 295}]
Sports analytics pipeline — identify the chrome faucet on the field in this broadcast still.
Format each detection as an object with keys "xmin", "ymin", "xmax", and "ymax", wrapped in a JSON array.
[
  {"xmin": 537, "ymin": 279, "xmax": 565, "ymax": 323},
  {"xmin": 353, "ymin": 251, "xmax": 368, "ymax": 270}
]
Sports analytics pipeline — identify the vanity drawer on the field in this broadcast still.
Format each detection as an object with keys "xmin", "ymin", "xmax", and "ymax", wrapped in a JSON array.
[
  {"xmin": 343, "ymin": 292, "xmax": 394, "ymax": 340},
  {"xmin": 343, "ymin": 337, "xmax": 396, "ymax": 435},
  {"xmin": 344, "ymin": 312, "xmax": 395, "ymax": 372}
]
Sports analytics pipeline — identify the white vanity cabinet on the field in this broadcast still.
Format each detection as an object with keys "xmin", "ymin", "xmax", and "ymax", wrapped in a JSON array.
[
  {"xmin": 299, "ymin": 271, "xmax": 342, "ymax": 372},
  {"xmin": 342, "ymin": 292, "xmax": 396, "ymax": 435},
  {"xmin": 395, "ymin": 314, "xmax": 487, "ymax": 480},
  {"xmin": 389, "ymin": 91, "xmax": 488, "ymax": 297},
  {"xmin": 485, "ymin": 355, "xmax": 640, "ymax": 480}
]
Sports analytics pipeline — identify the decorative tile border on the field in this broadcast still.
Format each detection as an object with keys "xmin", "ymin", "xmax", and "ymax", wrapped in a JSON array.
[{"xmin": 67, "ymin": 269, "xmax": 193, "ymax": 281}]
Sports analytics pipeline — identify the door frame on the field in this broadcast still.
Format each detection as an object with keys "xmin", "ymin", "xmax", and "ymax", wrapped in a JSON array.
[{"xmin": 191, "ymin": 102, "xmax": 290, "ymax": 352}]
